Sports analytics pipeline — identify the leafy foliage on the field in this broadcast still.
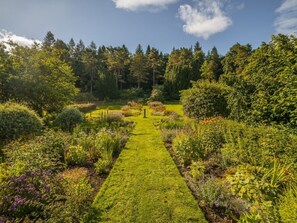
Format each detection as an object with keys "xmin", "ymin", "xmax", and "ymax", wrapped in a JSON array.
[
  {"xmin": 181, "ymin": 80, "xmax": 231, "ymax": 120},
  {"xmin": 55, "ymin": 108, "xmax": 84, "ymax": 132},
  {"xmin": 0, "ymin": 102, "xmax": 42, "ymax": 141}
]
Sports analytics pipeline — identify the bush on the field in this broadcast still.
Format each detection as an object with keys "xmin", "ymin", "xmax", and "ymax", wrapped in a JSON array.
[
  {"xmin": 95, "ymin": 159, "xmax": 111, "ymax": 174},
  {"xmin": 106, "ymin": 112, "xmax": 123, "ymax": 124},
  {"xmin": 46, "ymin": 168, "xmax": 94, "ymax": 222},
  {"xmin": 172, "ymin": 134, "xmax": 202, "ymax": 166},
  {"xmin": 148, "ymin": 101, "xmax": 166, "ymax": 116},
  {"xmin": 0, "ymin": 102, "xmax": 42, "ymax": 141},
  {"xmin": 181, "ymin": 80, "xmax": 231, "ymax": 120},
  {"xmin": 0, "ymin": 169, "xmax": 62, "ymax": 222},
  {"xmin": 65, "ymin": 145, "xmax": 88, "ymax": 166},
  {"xmin": 149, "ymin": 85, "xmax": 164, "ymax": 102},
  {"xmin": 55, "ymin": 108, "xmax": 84, "ymax": 132},
  {"xmin": 67, "ymin": 103, "xmax": 97, "ymax": 113},
  {"xmin": 3, "ymin": 130, "xmax": 69, "ymax": 173}
]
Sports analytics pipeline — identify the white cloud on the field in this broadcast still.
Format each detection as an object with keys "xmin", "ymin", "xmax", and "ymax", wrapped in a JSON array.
[
  {"xmin": 0, "ymin": 30, "xmax": 41, "ymax": 50},
  {"xmin": 112, "ymin": 0, "xmax": 178, "ymax": 12},
  {"xmin": 178, "ymin": 0, "xmax": 232, "ymax": 39},
  {"xmin": 275, "ymin": 0, "xmax": 297, "ymax": 35}
]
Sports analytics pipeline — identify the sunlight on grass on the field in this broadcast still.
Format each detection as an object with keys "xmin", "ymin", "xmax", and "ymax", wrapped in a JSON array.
[{"xmin": 91, "ymin": 107, "xmax": 206, "ymax": 222}]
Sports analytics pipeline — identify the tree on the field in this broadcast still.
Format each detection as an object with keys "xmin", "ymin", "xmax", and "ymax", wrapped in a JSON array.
[
  {"xmin": 192, "ymin": 41, "xmax": 205, "ymax": 81},
  {"xmin": 10, "ymin": 46, "xmax": 78, "ymax": 115},
  {"xmin": 0, "ymin": 43, "xmax": 12, "ymax": 102},
  {"xmin": 201, "ymin": 47, "xmax": 222, "ymax": 81},
  {"xmin": 82, "ymin": 42, "xmax": 98, "ymax": 95},
  {"xmin": 240, "ymin": 34, "xmax": 297, "ymax": 127},
  {"xmin": 130, "ymin": 45, "xmax": 147, "ymax": 89},
  {"xmin": 164, "ymin": 47, "xmax": 194, "ymax": 99},
  {"xmin": 106, "ymin": 46, "xmax": 130, "ymax": 89},
  {"xmin": 147, "ymin": 47, "xmax": 162, "ymax": 87},
  {"xmin": 43, "ymin": 31, "xmax": 55, "ymax": 48},
  {"xmin": 221, "ymin": 43, "xmax": 252, "ymax": 86}
]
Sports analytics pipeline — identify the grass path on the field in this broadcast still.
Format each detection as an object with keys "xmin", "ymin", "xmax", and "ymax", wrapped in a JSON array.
[{"xmin": 91, "ymin": 110, "xmax": 207, "ymax": 223}]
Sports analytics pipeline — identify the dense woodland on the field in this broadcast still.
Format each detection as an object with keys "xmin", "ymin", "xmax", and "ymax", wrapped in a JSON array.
[
  {"xmin": 1, "ymin": 32, "xmax": 297, "ymax": 128},
  {"xmin": 1, "ymin": 32, "xmax": 297, "ymax": 222}
]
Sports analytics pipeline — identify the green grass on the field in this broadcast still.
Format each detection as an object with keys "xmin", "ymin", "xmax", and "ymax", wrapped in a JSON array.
[
  {"xmin": 164, "ymin": 103, "xmax": 184, "ymax": 116},
  {"xmin": 91, "ymin": 107, "xmax": 206, "ymax": 222}
]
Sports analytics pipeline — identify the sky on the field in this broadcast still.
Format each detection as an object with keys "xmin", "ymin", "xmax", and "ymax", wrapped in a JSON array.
[{"xmin": 0, "ymin": 0, "xmax": 296, "ymax": 55}]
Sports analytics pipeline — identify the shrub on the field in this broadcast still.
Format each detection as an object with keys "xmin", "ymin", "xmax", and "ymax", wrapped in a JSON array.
[
  {"xmin": 65, "ymin": 145, "xmax": 88, "ymax": 166},
  {"xmin": 181, "ymin": 80, "xmax": 231, "ymax": 120},
  {"xmin": 55, "ymin": 108, "xmax": 84, "ymax": 132},
  {"xmin": 95, "ymin": 159, "xmax": 111, "ymax": 174},
  {"xmin": 95, "ymin": 130, "xmax": 121, "ymax": 157},
  {"xmin": 149, "ymin": 85, "xmax": 164, "ymax": 102},
  {"xmin": 0, "ymin": 169, "xmax": 62, "ymax": 222},
  {"xmin": 67, "ymin": 103, "xmax": 97, "ymax": 113},
  {"xmin": 106, "ymin": 112, "xmax": 123, "ymax": 123},
  {"xmin": 148, "ymin": 101, "xmax": 166, "ymax": 116},
  {"xmin": 0, "ymin": 102, "xmax": 42, "ymax": 141},
  {"xmin": 47, "ymin": 168, "xmax": 94, "ymax": 222},
  {"xmin": 3, "ymin": 130, "xmax": 69, "ymax": 173},
  {"xmin": 172, "ymin": 134, "xmax": 202, "ymax": 166},
  {"xmin": 127, "ymin": 101, "xmax": 143, "ymax": 110},
  {"xmin": 197, "ymin": 177, "xmax": 249, "ymax": 215},
  {"xmin": 190, "ymin": 161, "xmax": 205, "ymax": 180}
]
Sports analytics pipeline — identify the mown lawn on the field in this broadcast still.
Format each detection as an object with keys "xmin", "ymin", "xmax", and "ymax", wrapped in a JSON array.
[{"xmin": 91, "ymin": 107, "xmax": 206, "ymax": 222}]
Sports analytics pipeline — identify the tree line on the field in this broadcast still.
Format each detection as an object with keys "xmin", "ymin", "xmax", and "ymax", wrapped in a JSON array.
[{"xmin": 1, "ymin": 31, "xmax": 296, "ymax": 126}]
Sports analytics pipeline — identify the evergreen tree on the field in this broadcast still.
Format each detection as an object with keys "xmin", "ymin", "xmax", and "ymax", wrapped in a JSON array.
[
  {"xmin": 147, "ymin": 47, "xmax": 162, "ymax": 87},
  {"xmin": 43, "ymin": 31, "xmax": 55, "ymax": 48},
  {"xmin": 201, "ymin": 46, "xmax": 222, "ymax": 81},
  {"xmin": 130, "ymin": 44, "xmax": 147, "ymax": 89}
]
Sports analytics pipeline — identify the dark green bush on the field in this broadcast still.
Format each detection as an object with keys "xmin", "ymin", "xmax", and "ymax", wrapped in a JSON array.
[
  {"xmin": 0, "ymin": 102, "xmax": 42, "ymax": 141},
  {"xmin": 181, "ymin": 80, "xmax": 231, "ymax": 120},
  {"xmin": 55, "ymin": 108, "xmax": 84, "ymax": 132}
]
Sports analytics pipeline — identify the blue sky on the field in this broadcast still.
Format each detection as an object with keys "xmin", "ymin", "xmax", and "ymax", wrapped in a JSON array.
[{"xmin": 0, "ymin": 0, "xmax": 296, "ymax": 54}]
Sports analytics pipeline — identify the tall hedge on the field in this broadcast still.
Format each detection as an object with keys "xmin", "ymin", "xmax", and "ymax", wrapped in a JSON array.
[{"xmin": 0, "ymin": 102, "xmax": 42, "ymax": 141}]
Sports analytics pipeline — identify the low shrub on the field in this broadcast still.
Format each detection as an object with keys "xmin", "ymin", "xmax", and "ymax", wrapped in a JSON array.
[
  {"xmin": 67, "ymin": 103, "xmax": 97, "ymax": 113},
  {"xmin": 148, "ymin": 101, "xmax": 166, "ymax": 116},
  {"xmin": 55, "ymin": 108, "xmax": 84, "ymax": 132},
  {"xmin": 127, "ymin": 101, "xmax": 143, "ymax": 110},
  {"xmin": 95, "ymin": 159, "xmax": 112, "ymax": 174},
  {"xmin": 65, "ymin": 145, "xmax": 88, "ymax": 166},
  {"xmin": 3, "ymin": 130, "xmax": 69, "ymax": 173},
  {"xmin": 106, "ymin": 112, "xmax": 123, "ymax": 124},
  {"xmin": 47, "ymin": 168, "xmax": 94, "ymax": 222},
  {"xmin": 0, "ymin": 102, "xmax": 42, "ymax": 141},
  {"xmin": 0, "ymin": 169, "xmax": 62, "ymax": 222},
  {"xmin": 172, "ymin": 134, "xmax": 202, "ymax": 166}
]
